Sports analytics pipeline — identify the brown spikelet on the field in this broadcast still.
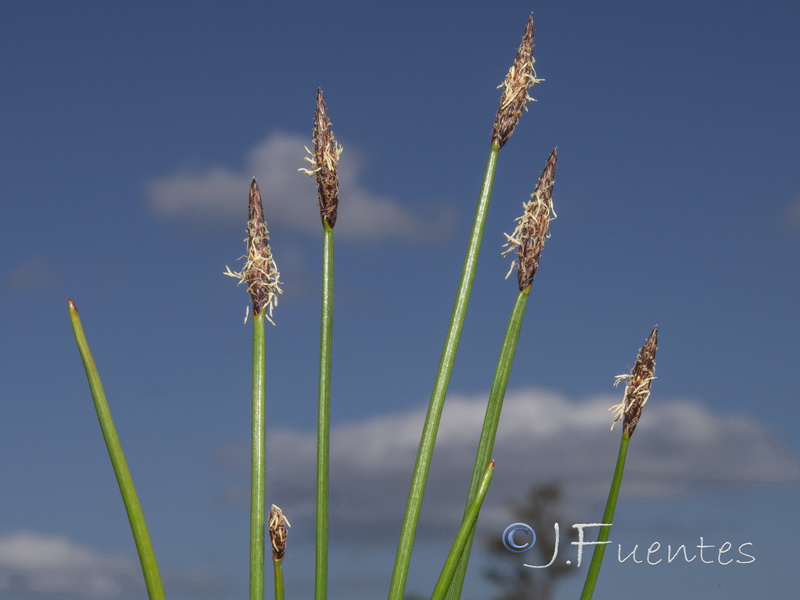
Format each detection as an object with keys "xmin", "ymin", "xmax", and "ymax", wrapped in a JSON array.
[
  {"xmin": 300, "ymin": 88, "xmax": 342, "ymax": 228},
  {"xmin": 224, "ymin": 179, "xmax": 282, "ymax": 322},
  {"xmin": 491, "ymin": 14, "xmax": 542, "ymax": 148},
  {"xmin": 502, "ymin": 148, "xmax": 558, "ymax": 291},
  {"xmin": 610, "ymin": 326, "xmax": 659, "ymax": 436},
  {"xmin": 268, "ymin": 504, "xmax": 290, "ymax": 561}
]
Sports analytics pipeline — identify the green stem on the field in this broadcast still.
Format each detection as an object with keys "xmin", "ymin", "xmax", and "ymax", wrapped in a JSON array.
[
  {"xmin": 446, "ymin": 289, "xmax": 529, "ymax": 599},
  {"xmin": 316, "ymin": 222, "xmax": 334, "ymax": 600},
  {"xmin": 430, "ymin": 461, "xmax": 495, "ymax": 600},
  {"xmin": 273, "ymin": 558, "xmax": 285, "ymax": 600},
  {"xmin": 579, "ymin": 430, "xmax": 631, "ymax": 599},
  {"xmin": 250, "ymin": 311, "xmax": 267, "ymax": 600},
  {"xmin": 388, "ymin": 143, "xmax": 500, "ymax": 600},
  {"xmin": 67, "ymin": 300, "xmax": 166, "ymax": 600}
]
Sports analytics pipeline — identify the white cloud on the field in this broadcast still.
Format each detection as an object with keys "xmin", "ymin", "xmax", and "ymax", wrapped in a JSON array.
[
  {"xmin": 146, "ymin": 132, "xmax": 454, "ymax": 242},
  {"xmin": 5, "ymin": 257, "xmax": 59, "ymax": 293},
  {"xmin": 0, "ymin": 532, "xmax": 137, "ymax": 598},
  {"xmin": 214, "ymin": 388, "xmax": 800, "ymax": 539},
  {"xmin": 0, "ymin": 532, "xmax": 221, "ymax": 599},
  {"xmin": 785, "ymin": 197, "xmax": 800, "ymax": 232}
]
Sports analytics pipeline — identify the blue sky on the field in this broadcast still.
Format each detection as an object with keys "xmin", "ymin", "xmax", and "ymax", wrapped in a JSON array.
[{"xmin": 2, "ymin": 1, "xmax": 799, "ymax": 599}]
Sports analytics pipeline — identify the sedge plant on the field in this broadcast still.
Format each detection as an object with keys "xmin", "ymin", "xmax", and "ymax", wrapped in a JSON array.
[
  {"xmin": 268, "ymin": 504, "xmax": 290, "ymax": 600},
  {"xmin": 431, "ymin": 460, "xmax": 495, "ymax": 600},
  {"xmin": 388, "ymin": 15, "xmax": 543, "ymax": 599},
  {"xmin": 299, "ymin": 88, "xmax": 342, "ymax": 600},
  {"xmin": 579, "ymin": 325, "xmax": 659, "ymax": 599},
  {"xmin": 62, "ymin": 11, "xmax": 666, "ymax": 600},
  {"xmin": 446, "ymin": 147, "xmax": 558, "ymax": 599},
  {"xmin": 67, "ymin": 299, "xmax": 166, "ymax": 600},
  {"xmin": 224, "ymin": 179, "xmax": 283, "ymax": 600}
]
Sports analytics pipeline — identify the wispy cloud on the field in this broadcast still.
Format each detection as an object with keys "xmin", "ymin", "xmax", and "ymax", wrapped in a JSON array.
[
  {"xmin": 784, "ymin": 196, "xmax": 800, "ymax": 233},
  {"xmin": 0, "ymin": 532, "xmax": 221, "ymax": 599},
  {"xmin": 146, "ymin": 132, "xmax": 454, "ymax": 242},
  {"xmin": 4, "ymin": 257, "xmax": 59, "ymax": 293},
  {"xmin": 0, "ymin": 532, "xmax": 137, "ymax": 598},
  {"xmin": 213, "ymin": 388, "xmax": 800, "ymax": 539}
]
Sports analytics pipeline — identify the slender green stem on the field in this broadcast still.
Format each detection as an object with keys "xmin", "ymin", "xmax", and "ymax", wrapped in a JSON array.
[
  {"xmin": 430, "ymin": 461, "xmax": 495, "ymax": 600},
  {"xmin": 446, "ymin": 289, "xmax": 529, "ymax": 599},
  {"xmin": 273, "ymin": 559, "xmax": 285, "ymax": 600},
  {"xmin": 316, "ymin": 222, "xmax": 334, "ymax": 600},
  {"xmin": 250, "ymin": 311, "xmax": 267, "ymax": 600},
  {"xmin": 67, "ymin": 300, "xmax": 166, "ymax": 600},
  {"xmin": 388, "ymin": 143, "xmax": 500, "ymax": 600},
  {"xmin": 579, "ymin": 430, "xmax": 631, "ymax": 599}
]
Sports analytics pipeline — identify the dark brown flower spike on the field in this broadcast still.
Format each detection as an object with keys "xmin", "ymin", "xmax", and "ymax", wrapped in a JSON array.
[
  {"xmin": 224, "ymin": 178, "xmax": 283, "ymax": 323},
  {"xmin": 268, "ymin": 504, "xmax": 290, "ymax": 561},
  {"xmin": 491, "ymin": 14, "xmax": 542, "ymax": 149},
  {"xmin": 299, "ymin": 88, "xmax": 342, "ymax": 228},
  {"xmin": 502, "ymin": 147, "xmax": 558, "ymax": 291},
  {"xmin": 610, "ymin": 326, "xmax": 659, "ymax": 436}
]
